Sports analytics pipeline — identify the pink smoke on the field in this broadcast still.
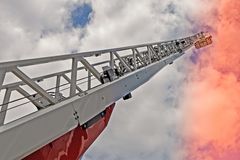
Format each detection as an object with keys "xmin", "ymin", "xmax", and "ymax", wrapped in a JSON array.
[{"xmin": 183, "ymin": 0, "xmax": 240, "ymax": 159}]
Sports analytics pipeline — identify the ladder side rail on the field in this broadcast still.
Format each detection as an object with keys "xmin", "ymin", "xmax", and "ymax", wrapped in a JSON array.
[
  {"xmin": 1, "ymin": 60, "xmax": 109, "ymax": 90},
  {"xmin": 0, "ymin": 33, "xmax": 201, "ymax": 69},
  {"xmin": 116, "ymin": 38, "xmax": 194, "ymax": 73},
  {"xmin": 0, "ymin": 35, "xmax": 203, "ymax": 125}
]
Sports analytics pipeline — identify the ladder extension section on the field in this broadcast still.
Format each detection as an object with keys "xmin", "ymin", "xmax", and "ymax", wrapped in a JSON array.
[
  {"xmin": 0, "ymin": 32, "xmax": 212, "ymax": 160},
  {"xmin": 0, "ymin": 32, "xmax": 209, "ymax": 125}
]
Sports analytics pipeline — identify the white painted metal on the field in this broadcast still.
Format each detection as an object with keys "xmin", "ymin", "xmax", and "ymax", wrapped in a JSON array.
[
  {"xmin": 79, "ymin": 57, "xmax": 101, "ymax": 82},
  {"xmin": 70, "ymin": 58, "xmax": 78, "ymax": 96},
  {"xmin": 113, "ymin": 51, "xmax": 132, "ymax": 72},
  {"xmin": 110, "ymin": 52, "xmax": 114, "ymax": 69},
  {"xmin": 16, "ymin": 87, "xmax": 45, "ymax": 109},
  {"xmin": 62, "ymin": 74, "xmax": 83, "ymax": 93},
  {"xmin": 55, "ymin": 75, "xmax": 61, "ymax": 97},
  {"xmin": 88, "ymin": 71, "xmax": 91, "ymax": 90},
  {"xmin": 11, "ymin": 68, "xmax": 57, "ymax": 104},
  {"xmin": 0, "ymin": 88, "xmax": 12, "ymax": 125},
  {"xmin": 0, "ymin": 69, "xmax": 5, "ymax": 90},
  {"xmin": 0, "ymin": 32, "xmax": 208, "ymax": 159},
  {"xmin": 132, "ymin": 49, "xmax": 137, "ymax": 70},
  {"xmin": 1, "ymin": 61, "xmax": 108, "ymax": 90},
  {"xmin": 73, "ymin": 52, "xmax": 184, "ymax": 125},
  {"xmin": 135, "ymin": 48, "xmax": 147, "ymax": 66},
  {"xmin": 0, "ymin": 35, "xmax": 197, "ymax": 69},
  {"xmin": 0, "ymin": 99, "xmax": 78, "ymax": 160},
  {"xmin": 0, "ymin": 52, "xmax": 182, "ymax": 160}
]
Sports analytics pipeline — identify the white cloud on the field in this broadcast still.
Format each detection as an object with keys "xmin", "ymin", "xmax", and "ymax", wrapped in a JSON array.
[
  {"xmin": 81, "ymin": 0, "xmax": 216, "ymax": 160},
  {"xmin": 0, "ymin": 0, "xmax": 86, "ymax": 61},
  {"xmin": 0, "ymin": 0, "xmax": 217, "ymax": 159}
]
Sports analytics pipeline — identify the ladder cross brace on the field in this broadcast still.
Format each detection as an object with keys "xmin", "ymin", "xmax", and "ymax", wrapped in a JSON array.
[
  {"xmin": 62, "ymin": 74, "xmax": 83, "ymax": 94},
  {"xmin": 11, "ymin": 68, "xmax": 56, "ymax": 105},
  {"xmin": 79, "ymin": 57, "xmax": 101, "ymax": 82},
  {"xmin": 112, "ymin": 51, "xmax": 132, "ymax": 72}
]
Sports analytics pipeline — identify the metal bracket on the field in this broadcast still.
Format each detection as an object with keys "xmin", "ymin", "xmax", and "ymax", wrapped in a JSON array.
[{"xmin": 73, "ymin": 110, "xmax": 79, "ymax": 121}]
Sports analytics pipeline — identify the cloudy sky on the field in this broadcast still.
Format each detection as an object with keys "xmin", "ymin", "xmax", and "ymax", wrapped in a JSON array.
[{"xmin": 3, "ymin": 0, "xmax": 239, "ymax": 160}]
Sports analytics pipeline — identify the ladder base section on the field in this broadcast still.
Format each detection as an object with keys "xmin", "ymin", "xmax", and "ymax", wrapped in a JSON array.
[{"xmin": 23, "ymin": 104, "xmax": 115, "ymax": 160}]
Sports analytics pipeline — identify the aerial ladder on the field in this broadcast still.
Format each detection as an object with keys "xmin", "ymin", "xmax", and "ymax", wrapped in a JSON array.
[{"xmin": 0, "ymin": 32, "xmax": 212, "ymax": 160}]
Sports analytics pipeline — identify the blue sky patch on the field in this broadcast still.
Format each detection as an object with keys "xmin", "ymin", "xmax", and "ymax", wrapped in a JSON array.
[{"xmin": 71, "ymin": 3, "xmax": 93, "ymax": 28}]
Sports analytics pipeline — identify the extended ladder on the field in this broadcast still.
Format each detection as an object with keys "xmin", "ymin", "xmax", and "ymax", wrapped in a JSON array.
[{"xmin": 0, "ymin": 32, "xmax": 211, "ymax": 160}]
